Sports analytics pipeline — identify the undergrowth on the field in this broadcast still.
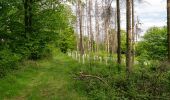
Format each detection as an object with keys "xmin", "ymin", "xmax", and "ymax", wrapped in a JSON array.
[{"xmin": 71, "ymin": 60, "xmax": 170, "ymax": 100}]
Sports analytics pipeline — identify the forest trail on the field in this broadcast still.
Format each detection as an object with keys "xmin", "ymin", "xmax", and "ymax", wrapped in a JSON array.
[{"xmin": 0, "ymin": 53, "xmax": 87, "ymax": 100}]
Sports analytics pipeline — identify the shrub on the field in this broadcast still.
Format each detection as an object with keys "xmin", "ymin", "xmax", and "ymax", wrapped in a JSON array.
[
  {"xmin": 136, "ymin": 27, "xmax": 167, "ymax": 61},
  {"xmin": 72, "ymin": 61, "xmax": 170, "ymax": 99},
  {"xmin": 0, "ymin": 49, "xmax": 21, "ymax": 77}
]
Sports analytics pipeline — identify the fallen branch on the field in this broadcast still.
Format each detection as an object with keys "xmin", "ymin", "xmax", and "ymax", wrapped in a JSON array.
[{"xmin": 75, "ymin": 72, "xmax": 110, "ymax": 87}]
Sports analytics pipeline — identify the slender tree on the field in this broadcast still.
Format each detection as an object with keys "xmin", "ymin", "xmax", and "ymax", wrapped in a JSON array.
[
  {"xmin": 126, "ymin": 0, "xmax": 132, "ymax": 73},
  {"xmin": 75, "ymin": 1, "xmax": 79, "ymax": 52},
  {"xmin": 95, "ymin": 0, "xmax": 100, "ymax": 53},
  {"xmin": 132, "ymin": 0, "xmax": 135, "ymax": 65},
  {"xmin": 168, "ymin": 0, "xmax": 170, "ymax": 62},
  {"xmin": 89, "ymin": 0, "xmax": 93, "ymax": 52},
  {"xmin": 78, "ymin": 0, "xmax": 84, "ymax": 56},
  {"xmin": 116, "ymin": 0, "xmax": 121, "ymax": 64},
  {"xmin": 131, "ymin": 0, "xmax": 143, "ymax": 65}
]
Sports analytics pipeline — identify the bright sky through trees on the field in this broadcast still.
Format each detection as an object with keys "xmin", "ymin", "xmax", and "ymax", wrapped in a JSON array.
[{"xmin": 121, "ymin": 0, "xmax": 166, "ymax": 33}]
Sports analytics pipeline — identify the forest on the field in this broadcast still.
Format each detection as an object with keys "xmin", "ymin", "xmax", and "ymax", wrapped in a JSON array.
[{"xmin": 0, "ymin": 0, "xmax": 170, "ymax": 99}]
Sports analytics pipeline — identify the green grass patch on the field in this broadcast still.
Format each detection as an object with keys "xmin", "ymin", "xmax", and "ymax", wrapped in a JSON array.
[{"xmin": 0, "ymin": 51, "xmax": 87, "ymax": 100}]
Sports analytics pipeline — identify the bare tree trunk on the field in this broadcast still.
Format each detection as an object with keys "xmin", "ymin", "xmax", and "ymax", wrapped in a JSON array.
[
  {"xmin": 95, "ymin": 0, "xmax": 99, "ymax": 53},
  {"xmin": 132, "ymin": 0, "xmax": 135, "ymax": 66},
  {"xmin": 78, "ymin": 0, "xmax": 84, "ymax": 56},
  {"xmin": 76, "ymin": 2, "xmax": 79, "ymax": 52},
  {"xmin": 104, "ymin": 0, "xmax": 109, "ymax": 54},
  {"xmin": 86, "ymin": 0, "xmax": 90, "ymax": 53},
  {"xmin": 126, "ymin": 0, "xmax": 132, "ymax": 73},
  {"xmin": 82, "ymin": 3, "xmax": 85, "ymax": 55},
  {"xmin": 167, "ymin": 0, "xmax": 170, "ymax": 62},
  {"xmin": 89, "ymin": 0, "xmax": 93, "ymax": 52},
  {"xmin": 105, "ymin": 22, "xmax": 109, "ymax": 53},
  {"xmin": 116, "ymin": 0, "xmax": 121, "ymax": 64},
  {"xmin": 112, "ymin": 10, "xmax": 118, "ymax": 54}
]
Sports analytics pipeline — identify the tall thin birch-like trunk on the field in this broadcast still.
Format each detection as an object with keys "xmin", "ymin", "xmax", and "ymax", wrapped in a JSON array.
[
  {"xmin": 89, "ymin": 0, "xmax": 93, "ymax": 52},
  {"xmin": 76, "ymin": 2, "xmax": 79, "ymax": 52},
  {"xmin": 86, "ymin": 0, "xmax": 90, "ymax": 53},
  {"xmin": 78, "ymin": 0, "xmax": 84, "ymax": 56},
  {"xmin": 95, "ymin": 0, "xmax": 99, "ymax": 53}
]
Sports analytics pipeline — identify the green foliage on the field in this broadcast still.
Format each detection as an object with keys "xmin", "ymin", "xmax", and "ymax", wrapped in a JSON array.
[
  {"xmin": 136, "ymin": 27, "xmax": 167, "ymax": 61},
  {"xmin": 72, "ymin": 61, "xmax": 170, "ymax": 99},
  {"xmin": 0, "ymin": 0, "xmax": 76, "ymax": 76},
  {"xmin": 0, "ymin": 51, "xmax": 87, "ymax": 100},
  {"xmin": 121, "ymin": 30, "xmax": 126, "ymax": 54},
  {"xmin": 56, "ymin": 27, "xmax": 76, "ymax": 53},
  {"xmin": 0, "ymin": 49, "xmax": 21, "ymax": 77}
]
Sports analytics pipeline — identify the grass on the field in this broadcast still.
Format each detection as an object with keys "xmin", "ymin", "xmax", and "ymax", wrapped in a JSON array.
[
  {"xmin": 1, "ymin": 50, "xmax": 170, "ymax": 100},
  {"xmin": 0, "ymin": 52, "xmax": 87, "ymax": 100}
]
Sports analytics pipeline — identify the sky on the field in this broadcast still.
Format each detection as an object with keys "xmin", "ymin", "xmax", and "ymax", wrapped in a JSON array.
[
  {"xmin": 70, "ymin": 0, "xmax": 167, "ymax": 36},
  {"xmin": 121, "ymin": 0, "xmax": 166, "ymax": 34}
]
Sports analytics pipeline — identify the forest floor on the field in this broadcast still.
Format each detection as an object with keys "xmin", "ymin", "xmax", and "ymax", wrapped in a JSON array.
[{"xmin": 0, "ymin": 52, "xmax": 87, "ymax": 100}]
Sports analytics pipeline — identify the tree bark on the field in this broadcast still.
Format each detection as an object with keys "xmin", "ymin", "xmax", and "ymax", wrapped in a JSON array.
[
  {"xmin": 78, "ymin": 0, "xmax": 84, "ymax": 56},
  {"xmin": 95, "ymin": 0, "xmax": 99, "ymax": 53},
  {"xmin": 116, "ymin": 0, "xmax": 121, "ymax": 64},
  {"xmin": 76, "ymin": 2, "xmax": 79, "ymax": 52},
  {"xmin": 167, "ymin": 0, "xmax": 170, "ymax": 62},
  {"xmin": 126, "ymin": 0, "xmax": 132, "ymax": 73},
  {"xmin": 132, "ymin": 0, "xmax": 135, "ymax": 66},
  {"xmin": 89, "ymin": 0, "xmax": 93, "ymax": 52}
]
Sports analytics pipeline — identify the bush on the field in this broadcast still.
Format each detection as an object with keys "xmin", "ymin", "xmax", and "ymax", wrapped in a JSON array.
[
  {"xmin": 72, "ymin": 61, "xmax": 170, "ymax": 99},
  {"xmin": 0, "ymin": 49, "xmax": 21, "ymax": 77},
  {"xmin": 136, "ymin": 27, "xmax": 167, "ymax": 61}
]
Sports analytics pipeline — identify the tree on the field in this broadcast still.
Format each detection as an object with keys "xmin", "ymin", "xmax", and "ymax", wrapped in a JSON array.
[
  {"xmin": 95, "ymin": 0, "xmax": 100, "ymax": 53},
  {"xmin": 116, "ymin": 0, "xmax": 121, "ymax": 64},
  {"xmin": 126, "ymin": 0, "xmax": 132, "ymax": 73},
  {"xmin": 131, "ymin": 0, "xmax": 145, "ymax": 65},
  {"xmin": 0, "ymin": 0, "xmax": 76, "ymax": 76},
  {"xmin": 78, "ymin": 0, "xmax": 84, "ymax": 56},
  {"xmin": 24, "ymin": 0, "xmax": 33, "ymax": 36},
  {"xmin": 136, "ymin": 27, "xmax": 167, "ymax": 61},
  {"xmin": 167, "ymin": 0, "xmax": 170, "ymax": 62},
  {"xmin": 132, "ymin": 0, "xmax": 135, "ymax": 65},
  {"xmin": 89, "ymin": 0, "xmax": 94, "ymax": 52}
]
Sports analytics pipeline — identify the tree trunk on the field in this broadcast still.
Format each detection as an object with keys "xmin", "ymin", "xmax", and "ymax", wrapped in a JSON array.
[
  {"xmin": 28, "ymin": 0, "xmax": 32, "ymax": 32},
  {"xmin": 89, "ymin": 0, "xmax": 93, "ymax": 52},
  {"xmin": 167, "ymin": 0, "xmax": 170, "ymax": 62},
  {"xmin": 76, "ymin": 2, "xmax": 79, "ymax": 52},
  {"xmin": 95, "ymin": 0, "xmax": 99, "ymax": 53},
  {"xmin": 116, "ymin": 0, "xmax": 121, "ymax": 64},
  {"xmin": 86, "ymin": 0, "xmax": 90, "ymax": 53},
  {"xmin": 24, "ymin": 0, "xmax": 33, "ymax": 37},
  {"xmin": 78, "ymin": 0, "xmax": 84, "ymax": 56},
  {"xmin": 24, "ymin": 0, "xmax": 29, "ymax": 36},
  {"xmin": 126, "ymin": 0, "xmax": 132, "ymax": 73},
  {"xmin": 132, "ymin": 0, "xmax": 135, "ymax": 66}
]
